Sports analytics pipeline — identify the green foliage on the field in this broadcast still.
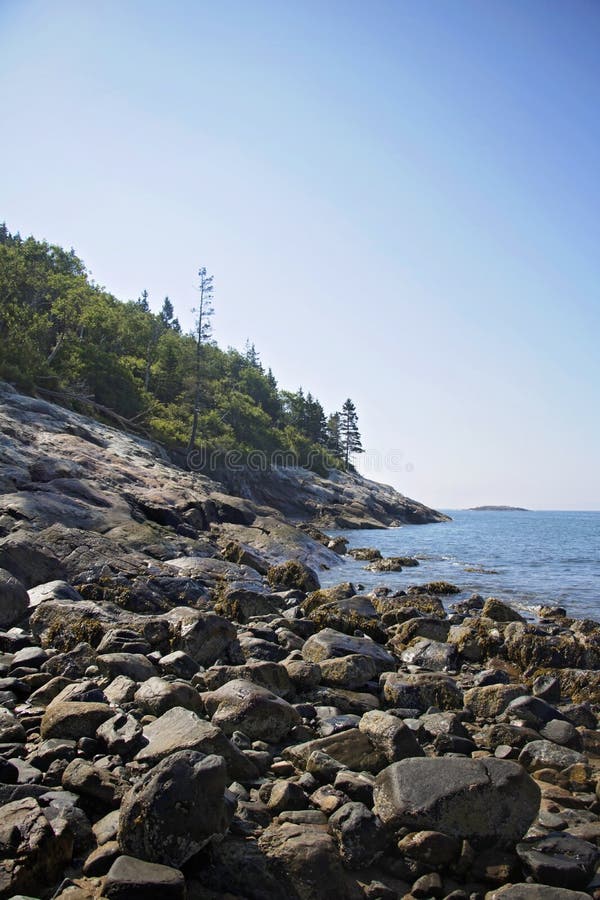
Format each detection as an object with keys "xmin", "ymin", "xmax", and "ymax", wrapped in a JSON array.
[{"xmin": 0, "ymin": 223, "xmax": 361, "ymax": 472}]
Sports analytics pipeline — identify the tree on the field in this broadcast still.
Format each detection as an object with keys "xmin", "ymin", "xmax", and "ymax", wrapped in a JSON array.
[
  {"xmin": 339, "ymin": 398, "xmax": 363, "ymax": 468},
  {"xmin": 159, "ymin": 296, "xmax": 181, "ymax": 333},
  {"xmin": 187, "ymin": 266, "xmax": 214, "ymax": 452},
  {"xmin": 326, "ymin": 412, "xmax": 342, "ymax": 456},
  {"xmin": 137, "ymin": 289, "xmax": 150, "ymax": 312}
]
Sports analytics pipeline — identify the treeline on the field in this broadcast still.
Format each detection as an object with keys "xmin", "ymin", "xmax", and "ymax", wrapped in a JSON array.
[{"xmin": 0, "ymin": 224, "xmax": 363, "ymax": 473}]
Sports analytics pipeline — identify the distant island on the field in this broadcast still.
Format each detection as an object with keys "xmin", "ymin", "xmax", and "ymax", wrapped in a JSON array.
[{"xmin": 468, "ymin": 505, "xmax": 530, "ymax": 511}]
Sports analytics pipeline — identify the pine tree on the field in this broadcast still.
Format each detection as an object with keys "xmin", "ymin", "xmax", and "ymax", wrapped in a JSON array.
[
  {"xmin": 326, "ymin": 412, "xmax": 343, "ymax": 457},
  {"xmin": 339, "ymin": 398, "xmax": 363, "ymax": 468},
  {"xmin": 137, "ymin": 289, "xmax": 150, "ymax": 312},
  {"xmin": 187, "ymin": 267, "xmax": 214, "ymax": 452}
]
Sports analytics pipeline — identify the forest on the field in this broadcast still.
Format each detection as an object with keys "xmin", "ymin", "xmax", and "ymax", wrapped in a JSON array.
[{"xmin": 0, "ymin": 225, "xmax": 363, "ymax": 474}]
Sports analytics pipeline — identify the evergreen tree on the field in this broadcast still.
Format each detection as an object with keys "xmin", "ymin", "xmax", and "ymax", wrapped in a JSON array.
[
  {"xmin": 244, "ymin": 340, "xmax": 262, "ymax": 369},
  {"xmin": 339, "ymin": 398, "xmax": 363, "ymax": 468},
  {"xmin": 137, "ymin": 289, "xmax": 150, "ymax": 312},
  {"xmin": 326, "ymin": 412, "xmax": 343, "ymax": 456},
  {"xmin": 187, "ymin": 267, "xmax": 214, "ymax": 452}
]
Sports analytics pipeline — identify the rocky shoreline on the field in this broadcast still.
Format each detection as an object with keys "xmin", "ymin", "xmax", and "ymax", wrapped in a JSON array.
[{"xmin": 1, "ymin": 385, "xmax": 599, "ymax": 899}]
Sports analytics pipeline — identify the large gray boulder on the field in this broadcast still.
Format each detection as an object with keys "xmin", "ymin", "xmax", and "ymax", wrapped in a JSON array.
[
  {"xmin": 133, "ymin": 676, "xmax": 203, "ymax": 716},
  {"xmin": 302, "ymin": 628, "xmax": 395, "ymax": 673},
  {"xmin": 201, "ymin": 678, "xmax": 300, "ymax": 742},
  {"xmin": 373, "ymin": 757, "xmax": 540, "ymax": 848},
  {"xmin": 119, "ymin": 750, "xmax": 235, "ymax": 866},
  {"xmin": 134, "ymin": 706, "xmax": 257, "ymax": 781}
]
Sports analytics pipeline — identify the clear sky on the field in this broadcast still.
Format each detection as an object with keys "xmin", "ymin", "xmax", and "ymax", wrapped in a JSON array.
[{"xmin": 1, "ymin": 0, "xmax": 599, "ymax": 510}]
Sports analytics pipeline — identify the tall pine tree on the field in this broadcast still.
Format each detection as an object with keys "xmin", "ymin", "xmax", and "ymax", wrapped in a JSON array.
[{"xmin": 339, "ymin": 398, "xmax": 363, "ymax": 468}]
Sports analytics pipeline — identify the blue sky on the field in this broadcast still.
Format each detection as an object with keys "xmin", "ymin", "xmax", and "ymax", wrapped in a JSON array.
[{"xmin": 1, "ymin": 0, "xmax": 599, "ymax": 509}]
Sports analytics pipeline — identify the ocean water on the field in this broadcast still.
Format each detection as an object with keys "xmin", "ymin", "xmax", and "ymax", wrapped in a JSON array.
[{"xmin": 320, "ymin": 510, "xmax": 600, "ymax": 620}]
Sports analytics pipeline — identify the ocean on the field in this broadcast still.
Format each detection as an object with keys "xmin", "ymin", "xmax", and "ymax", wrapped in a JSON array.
[{"xmin": 321, "ymin": 509, "xmax": 600, "ymax": 621}]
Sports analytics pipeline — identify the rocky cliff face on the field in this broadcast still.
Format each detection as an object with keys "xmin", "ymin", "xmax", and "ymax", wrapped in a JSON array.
[
  {"xmin": 217, "ymin": 466, "xmax": 449, "ymax": 529},
  {"xmin": 0, "ymin": 382, "xmax": 445, "ymax": 601}
]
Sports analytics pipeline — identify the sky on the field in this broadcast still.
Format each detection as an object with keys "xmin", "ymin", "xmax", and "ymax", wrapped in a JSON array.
[{"xmin": 1, "ymin": 0, "xmax": 599, "ymax": 510}]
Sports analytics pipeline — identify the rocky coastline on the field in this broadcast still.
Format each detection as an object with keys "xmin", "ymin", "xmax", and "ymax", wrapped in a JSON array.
[{"xmin": 1, "ymin": 384, "xmax": 599, "ymax": 899}]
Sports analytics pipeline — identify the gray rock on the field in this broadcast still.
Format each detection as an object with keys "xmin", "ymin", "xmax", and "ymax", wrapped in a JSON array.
[
  {"xmin": 0, "ymin": 567, "xmax": 29, "ymax": 627},
  {"xmin": 40, "ymin": 701, "xmax": 112, "ymax": 740},
  {"xmin": 464, "ymin": 683, "xmax": 528, "ymax": 718},
  {"xmin": 400, "ymin": 638, "xmax": 458, "ymax": 672},
  {"xmin": 516, "ymin": 832, "xmax": 599, "ymax": 890},
  {"xmin": 134, "ymin": 676, "xmax": 203, "ymax": 717},
  {"xmin": 167, "ymin": 608, "xmax": 236, "ymax": 666},
  {"xmin": 518, "ymin": 740, "xmax": 585, "ymax": 771},
  {"xmin": 0, "ymin": 707, "xmax": 27, "ymax": 743},
  {"xmin": 328, "ymin": 801, "xmax": 384, "ymax": 868},
  {"xmin": 158, "ymin": 649, "xmax": 198, "ymax": 680},
  {"xmin": 319, "ymin": 654, "xmax": 378, "ymax": 689},
  {"xmin": 134, "ymin": 706, "xmax": 257, "ymax": 781},
  {"xmin": 97, "ymin": 653, "xmax": 156, "ymax": 682},
  {"xmin": 62, "ymin": 758, "xmax": 127, "ymax": 807},
  {"xmin": 284, "ymin": 728, "xmax": 386, "ymax": 774},
  {"xmin": 119, "ymin": 750, "xmax": 235, "ymax": 866},
  {"xmin": 302, "ymin": 628, "xmax": 395, "ymax": 673},
  {"xmin": 103, "ymin": 854, "xmax": 185, "ymax": 900},
  {"xmin": 0, "ymin": 796, "xmax": 73, "ymax": 897},
  {"xmin": 358, "ymin": 710, "xmax": 424, "ymax": 763},
  {"xmin": 381, "ymin": 672, "xmax": 463, "ymax": 712},
  {"xmin": 96, "ymin": 712, "xmax": 145, "ymax": 756},
  {"xmin": 27, "ymin": 579, "xmax": 82, "ymax": 607},
  {"xmin": 505, "ymin": 695, "xmax": 568, "ymax": 730},
  {"xmin": 202, "ymin": 678, "xmax": 300, "ymax": 742},
  {"xmin": 373, "ymin": 757, "xmax": 540, "ymax": 847}
]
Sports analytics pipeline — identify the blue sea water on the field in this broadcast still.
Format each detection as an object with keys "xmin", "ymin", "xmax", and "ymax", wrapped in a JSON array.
[{"xmin": 320, "ymin": 510, "xmax": 600, "ymax": 620}]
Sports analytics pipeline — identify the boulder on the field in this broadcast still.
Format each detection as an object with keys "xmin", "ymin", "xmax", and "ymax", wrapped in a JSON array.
[
  {"xmin": 400, "ymin": 638, "xmax": 458, "ymax": 672},
  {"xmin": 166, "ymin": 609, "xmax": 236, "ymax": 666},
  {"xmin": 381, "ymin": 672, "xmax": 463, "ymax": 712},
  {"xmin": 482, "ymin": 597, "xmax": 525, "ymax": 622},
  {"xmin": 267, "ymin": 560, "xmax": 320, "ymax": 592},
  {"xmin": 328, "ymin": 801, "xmax": 384, "ymax": 868},
  {"xmin": 518, "ymin": 740, "xmax": 585, "ymax": 772},
  {"xmin": 258, "ymin": 822, "xmax": 362, "ymax": 900},
  {"xmin": 133, "ymin": 677, "xmax": 203, "ymax": 717},
  {"xmin": 119, "ymin": 750, "xmax": 235, "ymax": 866},
  {"xmin": 302, "ymin": 628, "xmax": 395, "ymax": 673},
  {"xmin": 516, "ymin": 832, "xmax": 599, "ymax": 890},
  {"xmin": 201, "ymin": 679, "xmax": 300, "ymax": 742},
  {"xmin": 134, "ymin": 706, "xmax": 257, "ymax": 781},
  {"xmin": 0, "ymin": 567, "xmax": 29, "ymax": 627},
  {"xmin": 373, "ymin": 757, "xmax": 540, "ymax": 847},
  {"xmin": 358, "ymin": 710, "xmax": 424, "ymax": 764},
  {"xmin": 0, "ymin": 707, "xmax": 27, "ymax": 743},
  {"xmin": 284, "ymin": 728, "xmax": 386, "ymax": 774},
  {"xmin": 0, "ymin": 797, "xmax": 73, "ymax": 897},
  {"xmin": 464, "ymin": 684, "xmax": 528, "ymax": 718},
  {"xmin": 62, "ymin": 759, "xmax": 127, "ymax": 808},
  {"xmin": 96, "ymin": 712, "xmax": 145, "ymax": 756},
  {"xmin": 98, "ymin": 652, "xmax": 156, "ymax": 682},
  {"xmin": 318, "ymin": 654, "xmax": 377, "ymax": 689},
  {"xmin": 308, "ymin": 596, "xmax": 385, "ymax": 641},
  {"xmin": 103, "ymin": 854, "xmax": 185, "ymax": 900},
  {"xmin": 40, "ymin": 701, "xmax": 113, "ymax": 740}
]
